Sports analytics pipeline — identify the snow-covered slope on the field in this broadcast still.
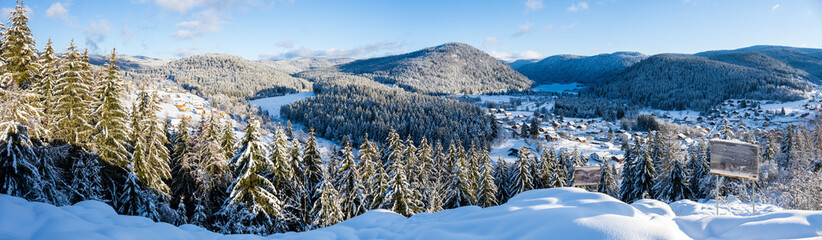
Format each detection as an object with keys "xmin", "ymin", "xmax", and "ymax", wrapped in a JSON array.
[{"xmin": 3, "ymin": 188, "xmax": 822, "ymax": 240}]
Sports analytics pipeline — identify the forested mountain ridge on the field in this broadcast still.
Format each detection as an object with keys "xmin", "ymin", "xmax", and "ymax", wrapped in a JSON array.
[
  {"xmin": 585, "ymin": 54, "xmax": 812, "ymax": 111},
  {"xmin": 696, "ymin": 45, "xmax": 822, "ymax": 84},
  {"xmin": 516, "ymin": 51, "xmax": 647, "ymax": 85},
  {"xmin": 327, "ymin": 42, "xmax": 533, "ymax": 94},
  {"xmin": 260, "ymin": 57, "xmax": 356, "ymax": 74}
]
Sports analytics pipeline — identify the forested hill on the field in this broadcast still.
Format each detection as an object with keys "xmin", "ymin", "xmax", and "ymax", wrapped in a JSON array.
[
  {"xmin": 696, "ymin": 45, "xmax": 822, "ymax": 84},
  {"xmin": 516, "ymin": 52, "xmax": 647, "ymax": 85},
  {"xmin": 585, "ymin": 54, "xmax": 812, "ymax": 111},
  {"xmin": 329, "ymin": 42, "xmax": 533, "ymax": 94},
  {"xmin": 140, "ymin": 54, "xmax": 312, "ymax": 99}
]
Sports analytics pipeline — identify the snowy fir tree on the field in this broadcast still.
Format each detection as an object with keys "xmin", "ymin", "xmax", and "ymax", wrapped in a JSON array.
[
  {"xmin": 493, "ymin": 158, "xmax": 512, "ymax": 204},
  {"xmin": 357, "ymin": 134, "xmax": 379, "ymax": 208},
  {"xmin": 598, "ymin": 161, "xmax": 618, "ymax": 197},
  {"xmin": 0, "ymin": 1, "xmax": 39, "ymax": 88},
  {"xmin": 34, "ymin": 39, "xmax": 59, "ymax": 136},
  {"xmin": 310, "ymin": 169, "xmax": 344, "ymax": 228},
  {"xmin": 445, "ymin": 141, "xmax": 476, "ymax": 208},
  {"xmin": 302, "ymin": 129, "xmax": 323, "ymax": 208},
  {"xmin": 402, "ymin": 136, "xmax": 419, "ymax": 187},
  {"xmin": 225, "ymin": 119, "xmax": 281, "ymax": 230},
  {"xmin": 69, "ymin": 150, "xmax": 103, "ymax": 202},
  {"xmin": 0, "ymin": 121, "xmax": 44, "ymax": 200},
  {"xmin": 631, "ymin": 146, "xmax": 656, "ymax": 202},
  {"xmin": 91, "ymin": 49, "xmax": 131, "ymax": 168},
  {"xmin": 382, "ymin": 139, "xmax": 423, "ymax": 217},
  {"xmin": 133, "ymin": 93, "xmax": 171, "ymax": 195},
  {"xmin": 619, "ymin": 142, "xmax": 638, "ymax": 203},
  {"xmin": 564, "ymin": 150, "xmax": 577, "ymax": 187},
  {"xmin": 510, "ymin": 146, "xmax": 534, "ymax": 196},
  {"xmin": 369, "ymin": 166, "xmax": 389, "ymax": 210},
  {"xmin": 117, "ymin": 168, "xmax": 146, "ymax": 216},
  {"xmin": 476, "ymin": 151, "xmax": 498, "ymax": 208},
  {"xmin": 655, "ymin": 160, "xmax": 692, "ymax": 203},
  {"xmin": 270, "ymin": 125, "xmax": 293, "ymax": 189},
  {"xmin": 335, "ymin": 142, "xmax": 367, "ymax": 219},
  {"xmin": 53, "ymin": 41, "xmax": 94, "ymax": 146},
  {"xmin": 219, "ymin": 120, "xmax": 236, "ymax": 161},
  {"xmin": 381, "ymin": 128, "xmax": 404, "ymax": 169},
  {"xmin": 686, "ymin": 141, "xmax": 710, "ymax": 199}
]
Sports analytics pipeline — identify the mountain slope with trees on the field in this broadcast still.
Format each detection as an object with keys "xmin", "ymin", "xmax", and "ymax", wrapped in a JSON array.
[{"xmin": 516, "ymin": 52, "xmax": 647, "ymax": 85}]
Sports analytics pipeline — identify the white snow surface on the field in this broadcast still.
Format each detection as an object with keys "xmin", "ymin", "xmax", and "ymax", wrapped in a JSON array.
[
  {"xmin": 2, "ymin": 188, "xmax": 822, "ymax": 240},
  {"xmin": 250, "ymin": 92, "xmax": 315, "ymax": 120}
]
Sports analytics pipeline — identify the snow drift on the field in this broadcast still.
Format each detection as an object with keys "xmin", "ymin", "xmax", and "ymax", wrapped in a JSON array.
[{"xmin": 1, "ymin": 188, "xmax": 821, "ymax": 240}]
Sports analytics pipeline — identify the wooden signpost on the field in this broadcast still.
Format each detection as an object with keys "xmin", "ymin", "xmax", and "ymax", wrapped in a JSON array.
[
  {"xmin": 709, "ymin": 139, "xmax": 760, "ymax": 215},
  {"xmin": 573, "ymin": 166, "xmax": 601, "ymax": 186}
]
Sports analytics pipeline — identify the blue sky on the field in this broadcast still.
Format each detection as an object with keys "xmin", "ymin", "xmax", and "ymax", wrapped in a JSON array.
[{"xmin": 5, "ymin": 0, "xmax": 821, "ymax": 60}]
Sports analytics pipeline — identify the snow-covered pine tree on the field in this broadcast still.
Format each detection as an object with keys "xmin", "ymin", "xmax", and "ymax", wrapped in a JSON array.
[
  {"xmin": 134, "ymin": 93, "xmax": 172, "ymax": 195},
  {"xmin": 510, "ymin": 146, "xmax": 534, "ymax": 196},
  {"xmin": 536, "ymin": 148, "xmax": 552, "ymax": 188},
  {"xmin": 219, "ymin": 120, "xmax": 236, "ymax": 161},
  {"xmin": 466, "ymin": 143, "xmax": 480, "ymax": 193},
  {"xmin": 302, "ymin": 128, "xmax": 323, "ymax": 206},
  {"xmin": 655, "ymin": 160, "xmax": 692, "ymax": 203},
  {"xmin": 34, "ymin": 39, "xmax": 60, "ymax": 136},
  {"xmin": 382, "ymin": 140, "xmax": 424, "ymax": 217},
  {"xmin": 381, "ymin": 128, "xmax": 403, "ymax": 170},
  {"xmin": 686, "ymin": 141, "xmax": 710, "ymax": 199},
  {"xmin": 416, "ymin": 137, "xmax": 433, "ymax": 186},
  {"xmin": 598, "ymin": 161, "xmax": 617, "ymax": 197},
  {"xmin": 555, "ymin": 149, "xmax": 569, "ymax": 187},
  {"xmin": 444, "ymin": 141, "xmax": 475, "ymax": 209},
  {"xmin": 335, "ymin": 142, "xmax": 367, "ymax": 219},
  {"xmin": 225, "ymin": 119, "xmax": 281, "ymax": 229},
  {"xmin": 286, "ymin": 137, "xmax": 309, "ymax": 231},
  {"xmin": 545, "ymin": 148, "xmax": 564, "ymax": 188},
  {"xmin": 631, "ymin": 144, "xmax": 656, "ymax": 202},
  {"xmin": 0, "ymin": 121, "xmax": 44, "ymax": 200},
  {"xmin": 69, "ymin": 150, "xmax": 103, "ymax": 202},
  {"xmin": 720, "ymin": 119, "xmax": 735, "ymax": 140},
  {"xmin": 92, "ymin": 49, "xmax": 131, "ymax": 168},
  {"xmin": 370, "ymin": 167, "xmax": 390, "ymax": 210},
  {"xmin": 117, "ymin": 168, "xmax": 146, "ymax": 216},
  {"xmin": 493, "ymin": 158, "xmax": 511, "ymax": 204},
  {"xmin": 310, "ymin": 169, "xmax": 344, "ymax": 228},
  {"xmin": 0, "ymin": 1, "xmax": 39, "ymax": 88},
  {"xmin": 270, "ymin": 125, "xmax": 293, "ymax": 189},
  {"xmin": 619, "ymin": 141, "xmax": 638, "ymax": 203},
  {"xmin": 170, "ymin": 118, "xmax": 198, "ymax": 218},
  {"xmin": 403, "ymin": 136, "xmax": 419, "ymax": 187},
  {"xmin": 780, "ymin": 125, "xmax": 795, "ymax": 169},
  {"xmin": 476, "ymin": 151, "xmax": 498, "ymax": 208},
  {"xmin": 53, "ymin": 41, "xmax": 94, "ymax": 146},
  {"xmin": 357, "ymin": 133, "xmax": 379, "ymax": 209},
  {"xmin": 35, "ymin": 147, "xmax": 68, "ymax": 205}
]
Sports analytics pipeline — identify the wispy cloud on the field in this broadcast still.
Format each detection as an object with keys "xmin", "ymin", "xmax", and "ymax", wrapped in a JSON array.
[
  {"xmin": 264, "ymin": 42, "xmax": 402, "ymax": 59},
  {"xmin": 172, "ymin": 10, "xmax": 224, "ymax": 39},
  {"xmin": 567, "ymin": 2, "xmax": 589, "ymax": 12},
  {"xmin": 512, "ymin": 22, "xmax": 534, "ymax": 37},
  {"xmin": 46, "ymin": 2, "xmax": 69, "ymax": 20},
  {"xmin": 524, "ymin": 0, "xmax": 544, "ymax": 13},
  {"xmin": 85, "ymin": 19, "xmax": 111, "ymax": 53},
  {"xmin": 489, "ymin": 50, "xmax": 544, "ymax": 61},
  {"xmin": 483, "ymin": 37, "xmax": 500, "ymax": 47},
  {"xmin": 771, "ymin": 4, "xmax": 780, "ymax": 12}
]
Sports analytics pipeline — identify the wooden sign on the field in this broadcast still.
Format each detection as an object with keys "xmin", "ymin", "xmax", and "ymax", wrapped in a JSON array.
[
  {"xmin": 574, "ymin": 166, "xmax": 601, "ymax": 186},
  {"xmin": 710, "ymin": 139, "xmax": 759, "ymax": 180}
]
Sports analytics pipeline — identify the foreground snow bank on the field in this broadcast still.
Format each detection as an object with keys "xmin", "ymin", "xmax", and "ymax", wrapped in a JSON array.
[{"xmin": 2, "ymin": 188, "xmax": 822, "ymax": 240}]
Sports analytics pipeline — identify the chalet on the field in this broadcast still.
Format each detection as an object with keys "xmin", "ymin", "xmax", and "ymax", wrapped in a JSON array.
[
  {"xmin": 574, "ymin": 136, "xmax": 589, "ymax": 143},
  {"xmin": 505, "ymin": 113, "xmax": 513, "ymax": 117},
  {"xmin": 546, "ymin": 134, "xmax": 560, "ymax": 141}
]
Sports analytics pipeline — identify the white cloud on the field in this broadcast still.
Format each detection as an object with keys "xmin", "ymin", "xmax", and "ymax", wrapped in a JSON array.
[
  {"xmin": 172, "ymin": 10, "xmax": 224, "ymax": 39},
  {"xmin": 512, "ymin": 22, "xmax": 534, "ymax": 37},
  {"xmin": 264, "ymin": 42, "xmax": 401, "ymax": 59},
  {"xmin": 489, "ymin": 50, "xmax": 544, "ymax": 62},
  {"xmin": 483, "ymin": 37, "xmax": 500, "ymax": 47},
  {"xmin": 771, "ymin": 4, "xmax": 780, "ymax": 12},
  {"xmin": 276, "ymin": 40, "xmax": 294, "ymax": 48},
  {"xmin": 567, "ymin": 2, "xmax": 589, "ymax": 12},
  {"xmin": 85, "ymin": 19, "xmax": 111, "ymax": 53},
  {"xmin": 524, "ymin": 0, "xmax": 544, "ymax": 13},
  {"xmin": 152, "ymin": 0, "xmax": 208, "ymax": 14},
  {"xmin": 46, "ymin": 2, "xmax": 69, "ymax": 20}
]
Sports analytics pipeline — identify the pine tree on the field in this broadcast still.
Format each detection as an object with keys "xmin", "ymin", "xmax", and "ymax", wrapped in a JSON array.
[
  {"xmin": 403, "ymin": 136, "xmax": 419, "ymax": 186},
  {"xmin": 219, "ymin": 120, "xmax": 236, "ymax": 161},
  {"xmin": 538, "ymin": 148, "xmax": 555, "ymax": 188},
  {"xmin": 270, "ymin": 125, "xmax": 293, "ymax": 189},
  {"xmin": 0, "ymin": 121, "xmax": 44, "ymax": 200},
  {"xmin": 687, "ymin": 141, "xmax": 711, "ymax": 198},
  {"xmin": 382, "ymin": 138, "xmax": 423, "ymax": 217},
  {"xmin": 476, "ymin": 151, "xmax": 498, "ymax": 208},
  {"xmin": 780, "ymin": 125, "xmax": 795, "ymax": 169},
  {"xmin": 69, "ymin": 151, "xmax": 103, "ymax": 202},
  {"xmin": 36, "ymin": 147, "xmax": 68, "ymax": 205},
  {"xmin": 631, "ymin": 145, "xmax": 656, "ymax": 202},
  {"xmin": 1, "ymin": 1, "xmax": 39, "ymax": 88},
  {"xmin": 92, "ymin": 49, "xmax": 131, "ymax": 167},
  {"xmin": 34, "ymin": 39, "xmax": 60, "ymax": 135},
  {"xmin": 510, "ymin": 146, "xmax": 534, "ymax": 196},
  {"xmin": 133, "ymin": 93, "xmax": 172, "ymax": 195},
  {"xmin": 193, "ymin": 120, "xmax": 230, "ymax": 213},
  {"xmin": 310, "ymin": 170, "xmax": 344, "ymax": 228},
  {"xmin": 170, "ymin": 118, "xmax": 197, "ymax": 216},
  {"xmin": 302, "ymin": 128, "xmax": 323, "ymax": 206},
  {"xmin": 493, "ymin": 159, "xmax": 511, "ymax": 204},
  {"xmin": 598, "ymin": 161, "xmax": 618, "ymax": 197},
  {"xmin": 381, "ymin": 128, "xmax": 403, "ymax": 169},
  {"xmin": 564, "ymin": 150, "xmax": 577, "ymax": 187},
  {"xmin": 335, "ymin": 142, "xmax": 366, "ymax": 219},
  {"xmin": 655, "ymin": 160, "xmax": 692, "ymax": 203},
  {"xmin": 619, "ymin": 144, "xmax": 637, "ymax": 203},
  {"xmin": 225, "ymin": 119, "xmax": 281, "ymax": 224},
  {"xmin": 416, "ymin": 137, "xmax": 434, "ymax": 185},
  {"xmin": 358, "ymin": 134, "xmax": 380, "ymax": 209},
  {"xmin": 117, "ymin": 169, "xmax": 146, "ymax": 216},
  {"xmin": 369, "ymin": 167, "xmax": 389, "ymax": 210},
  {"xmin": 53, "ymin": 41, "xmax": 94, "ymax": 146},
  {"xmin": 445, "ymin": 140, "xmax": 476, "ymax": 209}
]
